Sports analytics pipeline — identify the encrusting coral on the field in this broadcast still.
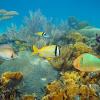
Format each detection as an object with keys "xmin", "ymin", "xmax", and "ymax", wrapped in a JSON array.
[
  {"xmin": 0, "ymin": 71, "xmax": 23, "ymax": 100},
  {"xmin": 66, "ymin": 32, "xmax": 87, "ymax": 43},
  {"xmin": 1, "ymin": 71, "xmax": 23, "ymax": 88},
  {"xmin": 42, "ymin": 71, "xmax": 100, "ymax": 100},
  {"xmin": 21, "ymin": 94, "xmax": 36, "ymax": 100}
]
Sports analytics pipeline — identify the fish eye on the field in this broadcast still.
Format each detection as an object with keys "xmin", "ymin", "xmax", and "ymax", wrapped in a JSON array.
[
  {"xmin": 43, "ymin": 33, "xmax": 46, "ymax": 35},
  {"xmin": 11, "ymin": 54, "xmax": 13, "ymax": 58}
]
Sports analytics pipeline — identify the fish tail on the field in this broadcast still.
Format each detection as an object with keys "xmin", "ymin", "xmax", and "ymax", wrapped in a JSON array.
[{"xmin": 32, "ymin": 45, "xmax": 39, "ymax": 54}]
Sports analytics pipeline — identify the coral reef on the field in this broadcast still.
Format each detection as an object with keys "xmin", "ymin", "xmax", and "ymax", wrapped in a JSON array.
[
  {"xmin": 73, "ymin": 42, "xmax": 95, "ymax": 57},
  {"xmin": 35, "ymin": 38, "xmax": 48, "ymax": 48},
  {"xmin": 1, "ymin": 71, "xmax": 23, "ymax": 88},
  {"xmin": 21, "ymin": 94, "xmax": 36, "ymax": 100},
  {"xmin": 49, "ymin": 42, "xmax": 95, "ymax": 70},
  {"xmin": 42, "ymin": 71, "xmax": 100, "ymax": 100},
  {"xmin": 0, "ymin": 71, "xmax": 23, "ymax": 100},
  {"xmin": 0, "ymin": 51, "xmax": 58, "ymax": 99},
  {"xmin": 66, "ymin": 32, "xmax": 87, "ymax": 43},
  {"xmin": 67, "ymin": 16, "xmax": 89, "ymax": 30},
  {"xmin": 0, "ymin": 10, "xmax": 100, "ymax": 99},
  {"xmin": 79, "ymin": 27, "xmax": 100, "ymax": 38},
  {"xmin": 49, "ymin": 45, "xmax": 73, "ymax": 70}
]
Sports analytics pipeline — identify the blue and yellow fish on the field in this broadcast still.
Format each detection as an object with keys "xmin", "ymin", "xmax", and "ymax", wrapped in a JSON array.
[{"xmin": 35, "ymin": 32, "xmax": 49, "ymax": 38}]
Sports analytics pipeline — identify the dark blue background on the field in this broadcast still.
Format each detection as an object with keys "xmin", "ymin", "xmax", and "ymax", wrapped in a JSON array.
[{"xmin": 0, "ymin": 0, "xmax": 100, "ymax": 32}]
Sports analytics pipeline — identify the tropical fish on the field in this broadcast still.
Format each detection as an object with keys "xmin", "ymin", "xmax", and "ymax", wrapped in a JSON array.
[
  {"xmin": 0, "ymin": 9, "xmax": 19, "ymax": 21},
  {"xmin": 73, "ymin": 53, "xmax": 100, "ymax": 72},
  {"xmin": 0, "ymin": 44, "xmax": 17, "ymax": 60},
  {"xmin": 35, "ymin": 32, "xmax": 49, "ymax": 38},
  {"xmin": 0, "ymin": 15, "xmax": 13, "ymax": 21},
  {"xmin": 32, "ymin": 45, "xmax": 60, "ymax": 59}
]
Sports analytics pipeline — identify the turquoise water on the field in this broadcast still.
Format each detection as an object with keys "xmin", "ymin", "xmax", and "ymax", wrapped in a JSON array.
[{"xmin": 0, "ymin": 0, "xmax": 100, "ymax": 33}]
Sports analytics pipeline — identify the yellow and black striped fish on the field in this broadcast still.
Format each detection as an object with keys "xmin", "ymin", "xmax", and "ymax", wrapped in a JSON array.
[{"xmin": 32, "ymin": 45, "xmax": 60, "ymax": 59}]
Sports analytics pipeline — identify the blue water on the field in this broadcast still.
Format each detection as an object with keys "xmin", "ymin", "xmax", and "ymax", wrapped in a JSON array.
[{"xmin": 0, "ymin": 0, "xmax": 100, "ymax": 32}]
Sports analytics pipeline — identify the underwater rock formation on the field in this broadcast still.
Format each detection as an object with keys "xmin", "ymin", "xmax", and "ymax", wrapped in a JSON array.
[{"xmin": 0, "ymin": 51, "xmax": 58, "ymax": 99}]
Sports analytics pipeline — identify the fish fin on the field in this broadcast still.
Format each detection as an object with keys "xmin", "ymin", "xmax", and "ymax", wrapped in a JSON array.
[{"xmin": 32, "ymin": 45, "xmax": 39, "ymax": 54}]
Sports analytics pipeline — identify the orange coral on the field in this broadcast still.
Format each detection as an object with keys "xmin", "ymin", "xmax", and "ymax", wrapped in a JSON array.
[
  {"xmin": 42, "ymin": 71, "xmax": 99, "ymax": 100},
  {"xmin": 46, "ymin": 80, "xmax": 62, "ymax": 93},
  {"xmin": 79, "ymin": 85, "xmax": 96, "ymax": 98},
  {"xmin": 60, "ymin": 71, "xmax": 80, "ymax": 84},
  {"xmin": 21, "ymin": 95, "xmax": 36, "ymax": 100},
  {"xmin": 1, "ymin": 71, "xmax": 23, "ymax": 87},
  {"xmin": 42, "ymin": 91, "xmax": 66, "ymax": 100},
  {"xmin": 65, "ymin": 84, "xmax": 79, "ymax": 97}
]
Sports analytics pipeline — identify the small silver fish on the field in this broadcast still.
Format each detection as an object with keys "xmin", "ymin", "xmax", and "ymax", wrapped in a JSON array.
[{"xmin": 0, "ymin": 44, "xmax": 17, "ymax": 60}]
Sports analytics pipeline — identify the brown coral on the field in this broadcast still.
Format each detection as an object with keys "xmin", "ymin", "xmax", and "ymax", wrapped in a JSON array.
[
  {"xmin": 1, "ymin": 71, "xmax": 23, "ymax": 87},
  {"xmin": 42, "ymin": 71, "xmax": 100, "ymax": 100},
  {"xmin": 42, "ymin": 91, "xmax": 66, "ymax": 100},
  {"xmin": 46, "ymin": 80, "xmax": 62, "ymax": 93},
  {"xmin": 21, "ymin": 95, "xmax": 36, "ymax": 100}
]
